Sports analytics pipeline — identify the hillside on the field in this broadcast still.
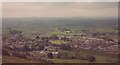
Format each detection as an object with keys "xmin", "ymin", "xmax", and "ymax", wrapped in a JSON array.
[{"xmin": 2, "ymin": 55, "xmax": 41, "ymax": 63}]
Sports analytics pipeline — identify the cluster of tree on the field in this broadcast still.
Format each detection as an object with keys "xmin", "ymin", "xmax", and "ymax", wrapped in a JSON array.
[
  {"xmin": 50, "ymin": 35, "xmax": 59, "ymax": 40},
  {"xmin": 59, "ymin": 44, "xmax": 73, "ymax": 51}
]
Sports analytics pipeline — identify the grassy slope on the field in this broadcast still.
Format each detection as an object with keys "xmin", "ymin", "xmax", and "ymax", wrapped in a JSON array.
[
  {"xmin": 2, "ymin": 56, "xmax": 41, "ymax": 63},
  {"xmin": 48, "ymin": 58, "xmax": 88, "ymax": 63},
  {"xmin": 55, "ymin": 49, "xmax": 118, "ymax": 63},
  {"xmin": 48, "ymin": 55, "xmax": 117, "ymax": 63},
  {"xmin": 77, "ymin": 49, "xmax": 118, "ymax": 63},
  {"xmin": 0, "ymin": 58, "xmax": 1, "ymax": 64}
]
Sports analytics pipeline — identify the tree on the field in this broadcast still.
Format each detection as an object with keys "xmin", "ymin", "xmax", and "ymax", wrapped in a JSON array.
[
  {"xmin": 87, "ymin": 56, "xmax": 96, "ymax": 63},
  {"xmin": 47, "ymin": 53, "xmax": 54, "ymax": 58},
  {"xmin": 35, "ymin": 36, "xmax": 40, "ymax": 39},
  {"xmin": 38, "ymin": 44, "xmax": 44, "ymax": 50},
  {"xmin": 23, "ymin": 45, "xmax": 31, "ymax": 51}
]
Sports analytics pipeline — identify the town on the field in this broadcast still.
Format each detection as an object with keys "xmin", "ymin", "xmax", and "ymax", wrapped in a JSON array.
[{"xmin": 2, "ymin": 28, "xmax": 118, "ymax": 63}]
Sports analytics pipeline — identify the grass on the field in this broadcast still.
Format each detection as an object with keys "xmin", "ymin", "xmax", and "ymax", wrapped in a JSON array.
[
  {"xmin": 0, "ymin": 58, "xmax": 1, "ymax": 64},
  {"xmin": 50, "ymin": 40, "xmax": 68, "ymax": 44},
  {"xmin": 94, "ymin": 55, "xmax": 117, "ymax": 63},
  {"xmin": 76, "ymin": 49, "xmax": 118, "ymax": 63},
  {"xmin": 57, "ymin": 49, "xmax": 118, "ymax": 63},
  {"xmin": 2, "ymin": 55, "xmax": 41, "ymax": 63},
  {"xmin": 48, "ymin": 58, "xmax": 88, "ymax": 63}
]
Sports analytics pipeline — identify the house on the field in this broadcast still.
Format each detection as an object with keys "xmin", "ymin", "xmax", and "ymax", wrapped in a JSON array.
[{"xmin": 60, "ymin": 28, "xmax": 72, "ymax": 33}]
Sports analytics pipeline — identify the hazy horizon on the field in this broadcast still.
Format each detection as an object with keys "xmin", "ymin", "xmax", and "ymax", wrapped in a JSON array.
[{"xmin": 2, "ymin": 2, "xmax": 118, "ymax": 19}]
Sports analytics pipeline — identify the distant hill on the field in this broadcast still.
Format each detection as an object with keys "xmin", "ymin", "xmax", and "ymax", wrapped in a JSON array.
[{"xmin": 2, "ymin": 17, "xmax": 117, "ymax": 33}]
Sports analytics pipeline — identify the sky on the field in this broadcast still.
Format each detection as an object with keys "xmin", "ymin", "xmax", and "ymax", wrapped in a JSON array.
[
  {"xmin": 2, "ymin": 0, "xmax": 120, "ymax": 2},
  {"xmin": 2, "ymin": 2, "xmax": 118, "ymax": 18}
]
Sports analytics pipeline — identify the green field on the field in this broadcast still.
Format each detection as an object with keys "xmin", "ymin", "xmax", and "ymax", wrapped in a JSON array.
[
  {"xmin": 50, "ymin": 40, "xmax": 68, "ymax": 44},
  {"xmin": 79, "ymin": 50, "xmax": 117, "ymax": 63}
]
